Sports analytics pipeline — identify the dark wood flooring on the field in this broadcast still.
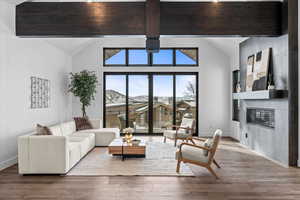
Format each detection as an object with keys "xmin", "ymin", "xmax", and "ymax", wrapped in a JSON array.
[{"xmin": 1, "ymin": 138, "xmax": 300, "ymax": 200}]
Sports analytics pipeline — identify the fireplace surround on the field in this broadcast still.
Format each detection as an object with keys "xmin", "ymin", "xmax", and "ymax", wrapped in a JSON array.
[{"xmin": 247, "ymin": 108, "xmax": 275, "ymax": 128}]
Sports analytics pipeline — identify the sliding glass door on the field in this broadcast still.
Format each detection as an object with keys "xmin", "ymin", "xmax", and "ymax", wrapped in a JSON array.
[
  {"xmin": 104, "ymin": 75, "xmax": 126, "ymax": 130},
  {"xmin": 128, "ymin": 75, "xmax": 149, "ymax": 133},
  {"xmin": 104, "ymin": 72, "xmax": 198, "ymax": 135},
  {"xmin": 176, "ymin": 75, "xmax": 197, "ymax": 126},
  {"xmin": 153, "ymin": 75, "xmax": 174, "ymax": 133}
]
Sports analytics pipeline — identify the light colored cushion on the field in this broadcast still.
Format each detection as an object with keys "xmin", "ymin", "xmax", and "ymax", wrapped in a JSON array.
[
  {"xmin": 27, "ymin": 136, "xmax": 68, "ymax": 174},
  {"xmin": 163, "ymin": 130, "xmax": 189, "ymax": 139},
  {"xmin": 48, "ymin": 124, "xmax": 62, "ymax": 136},
  {"xmin": 75, "ymin": 128, "xmax": 119, "ymax": 146},
  {"xmin": 203, "ymin": 139, "xmax": 213, "ymax": 157},
  {"xmin": 68, "ymin": 142, "xmax": 81, "ymax": 168},
  {"xmin": 176, "ymin": 145, "xmax": 209, "ymax": 164},
  {"xmin": 61, "ymin": 121, "xmax": 76, "ymax": 136},
  {"xmin": 69, "ymin": 133, "xmax": 95, "ymax": 151},
  {"xmin": 179, "ymin": 118, "xmax": 194, "ymax": 133},
  {"xmin": 68, "ymin": 136, "xmax": 91, "ymax": 156}
]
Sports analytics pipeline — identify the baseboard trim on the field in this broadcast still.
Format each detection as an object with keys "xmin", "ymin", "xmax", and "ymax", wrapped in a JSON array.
[
  {"xmin": 0, "ymin": 156, "xmax": 18, "ymax": 171},
  {"xmin": 237, "ymin": 143, "xmax": 289, "ymax": 168}
]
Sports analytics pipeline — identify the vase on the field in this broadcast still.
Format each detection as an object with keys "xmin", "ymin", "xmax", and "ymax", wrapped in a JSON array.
[
  {"xmin": 124, "ymin": 133, "xmax": 133, "ymax": 142},
  {"xmin": 236, "ymin": 82, "xmax": 241, "ymax": 93}
]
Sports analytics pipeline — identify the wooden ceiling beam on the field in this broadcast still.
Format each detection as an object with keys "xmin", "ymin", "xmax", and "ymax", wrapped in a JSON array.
[
  {"xmin": 146, "ymin": 0, "xmax": 160, "ymax": 52},
  {"xmin": 16, "ymin": 2, "xmax": 283, "ymax": 37}
]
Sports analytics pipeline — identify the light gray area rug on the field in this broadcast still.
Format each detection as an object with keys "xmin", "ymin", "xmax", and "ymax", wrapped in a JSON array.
[{"xmin": 67, "ymin": 141, "xmax": 194, "ymax": 176}]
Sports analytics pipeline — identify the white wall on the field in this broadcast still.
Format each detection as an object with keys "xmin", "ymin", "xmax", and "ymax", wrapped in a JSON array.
[
  {"xmin": 0, "ymin": 2, "xmax": 72, "ymax": 169},
  {"xmin": 72, "ymin": 37, "xmax": 231, "ymax": 137}
]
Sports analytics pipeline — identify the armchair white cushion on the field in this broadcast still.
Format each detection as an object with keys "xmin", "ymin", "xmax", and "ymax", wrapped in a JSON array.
[
  {"xmin": 164, "ymin": 130, "xmax": 189, "ymax": 139},
  {"xmin": 176, "ymin": 144, "xmax": 209, "ymax": 163}
]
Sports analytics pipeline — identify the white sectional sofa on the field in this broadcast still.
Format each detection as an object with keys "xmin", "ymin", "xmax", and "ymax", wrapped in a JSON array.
[{"xmin": 18, "ymin": 119, "xmax": 119, "ymax": 175}]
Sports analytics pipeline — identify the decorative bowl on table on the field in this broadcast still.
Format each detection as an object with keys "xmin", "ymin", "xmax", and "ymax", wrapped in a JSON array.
[{"xmin": 131, "ymin": 139, "xmax": 141, "ymax": 146}]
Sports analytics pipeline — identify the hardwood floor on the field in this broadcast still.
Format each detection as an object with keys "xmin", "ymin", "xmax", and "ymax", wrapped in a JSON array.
[{"xmin": 1, "ymin": 138, "xmax": 300, "ymax": 200}]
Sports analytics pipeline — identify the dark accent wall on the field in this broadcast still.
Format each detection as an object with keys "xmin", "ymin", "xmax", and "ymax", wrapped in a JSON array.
[{"xmin": 239, "ymin": 36, "xmax": 289, "ymax": 166}]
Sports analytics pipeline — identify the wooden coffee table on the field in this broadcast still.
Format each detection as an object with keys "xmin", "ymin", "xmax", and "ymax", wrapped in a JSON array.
[{"xmin": 108, "ymin": 138, "xmax": 146, "ymax": 160}]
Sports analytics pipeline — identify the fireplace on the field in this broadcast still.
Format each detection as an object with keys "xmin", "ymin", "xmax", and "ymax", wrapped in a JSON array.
[{"xmin": 247, "ymin": 108, "xmax": 275, "ymax": 128}]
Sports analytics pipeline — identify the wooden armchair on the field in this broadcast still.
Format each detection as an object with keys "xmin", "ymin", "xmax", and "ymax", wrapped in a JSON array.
[
  {"xmin": 163, "ymin": 118, "xmax": 195, "ymax": 146},
  {"xmin": 176, "ymin": 129, "xmax": 222, "ymax": 179}
]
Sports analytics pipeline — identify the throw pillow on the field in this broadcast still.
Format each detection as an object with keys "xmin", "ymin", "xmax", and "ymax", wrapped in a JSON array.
[
  {"xmin": 203, "ymin": 139, "xmax": 212, "ymax": 157},
  {"xmin": 74, "ymin": 117, "xmax": 93, "ymax": 131},
  {"xmin": 36, "ymin": 124, "xmax": 53, "ymax": 135}
]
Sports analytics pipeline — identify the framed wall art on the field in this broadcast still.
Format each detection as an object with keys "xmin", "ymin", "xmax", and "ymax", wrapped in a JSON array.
[{"xmin": 30, "ymin": 77, "xmax": 50, "ymax": 109}]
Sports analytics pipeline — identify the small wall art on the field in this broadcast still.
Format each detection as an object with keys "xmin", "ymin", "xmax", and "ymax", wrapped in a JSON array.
[
  {"xmin": 245, "ymin": 48, "xmax": 271, "ymax": 91},
  {"xmin": 30, "ymin": 76, "xmax": 50, "ymax": 109}
]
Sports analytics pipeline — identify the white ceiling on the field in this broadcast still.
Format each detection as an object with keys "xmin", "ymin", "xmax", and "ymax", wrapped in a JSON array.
[
  {"xmin": 41, "ymin": 37, "xmax": 244, "ymax": 58},
  {"xmin": 44, "ymin": 38, "xmax": 98, "ymax": 55}
]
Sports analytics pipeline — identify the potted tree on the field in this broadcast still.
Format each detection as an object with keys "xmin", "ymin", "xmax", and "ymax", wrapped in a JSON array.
[{"xmin": 69, "ymin": 70, "xmax": 98, "ymax": 117}]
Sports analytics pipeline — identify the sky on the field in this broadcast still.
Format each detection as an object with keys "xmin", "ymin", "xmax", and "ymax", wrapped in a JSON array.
[
  {"xmin": 106, "ymin": 49, "xmax": 197, "ymax": 65},
  {"xmin": 105, "ymin": 49, "xmax": 197, "ymax": 97}
]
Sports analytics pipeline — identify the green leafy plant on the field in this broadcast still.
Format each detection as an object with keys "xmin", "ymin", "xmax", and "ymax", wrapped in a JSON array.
[{"xmin": 68, "ymin": 70, "xmax": 98, "ymax": 117}]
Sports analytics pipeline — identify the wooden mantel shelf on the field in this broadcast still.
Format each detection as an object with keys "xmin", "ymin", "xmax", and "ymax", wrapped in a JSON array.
[{"xmin": 232, "ymin": 90, "xmax": 288, "ymax": 100}]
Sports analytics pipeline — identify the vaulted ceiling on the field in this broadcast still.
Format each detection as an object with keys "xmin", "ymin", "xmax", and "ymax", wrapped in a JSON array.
[{"xmin": 4, "ymin": 0, "xmax": 269, "ymax": 56}]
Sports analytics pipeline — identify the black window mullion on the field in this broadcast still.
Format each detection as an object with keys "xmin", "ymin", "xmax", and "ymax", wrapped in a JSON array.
[
  {"xmin": 149, "ymin": 52, "xmax": 153, "ymax": 66},
  {"xmin": 126, "ymin": 74, "xmax": 129, "ymax": 128},
  {"xmin": 149, "ymin": 74, "xmax": 153, "ymax": 134},
  {"xmin": 125, "ymin": 49, "xmax": 129, "ymax": 66},
  {"xmin": 173, "ymin": 49, "xmax": 176, "ymax": 66},
  {"xmin": 173, "ymin": 74, "xmax": 176, "ymax": 129}
]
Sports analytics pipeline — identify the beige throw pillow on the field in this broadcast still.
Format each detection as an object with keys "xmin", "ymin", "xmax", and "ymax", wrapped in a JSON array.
[{"xmin": 36, "ymin": 124, "xmax": 53, "ymax": 135}]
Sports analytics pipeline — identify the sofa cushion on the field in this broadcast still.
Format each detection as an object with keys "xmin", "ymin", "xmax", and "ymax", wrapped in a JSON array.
[
  {"xmin": 48, "ymin": 124, "xmax": 62, "ymax": 136},
  {"xmin": 68, "ymin": 142, "xmax": 81, "ymax": 169},
  {"xmin": 75, "ymin": 128, "xmax": 119, "ymax": 146},
  {"xmin": 36, "ymin": 124, "xmax": 52, "ymax": 135},
  {"xmin": 61, "ymin": 121, "xmax": 76, "ymax": 136},
  {"xmin": 70, "ymin": 132, "xmax": 95, "ymax": 149},
  {"xmin": 71, "ymin": 132, "xmax": 95, "ymax": 141},
  {"xmin": 68, "ymin": 136, "xmax": 91, "ymax": 157},
  {"xmin": 74, "ymin": 117, "xmax": 93, "ymax": 131}
]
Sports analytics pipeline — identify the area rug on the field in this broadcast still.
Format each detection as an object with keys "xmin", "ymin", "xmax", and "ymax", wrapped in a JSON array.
[{"xmin": 67, "ymin": 141, "xmax": 194, "ymax": 176}]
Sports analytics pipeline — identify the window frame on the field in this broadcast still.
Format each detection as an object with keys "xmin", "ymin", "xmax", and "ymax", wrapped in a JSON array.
[
  {"xmin": 103, "ymin": 47, "xmax": 198, "ymax": 67},
  {"xmin": 103, "ymin": 72, "xmax": 199, "ymax": 136}
]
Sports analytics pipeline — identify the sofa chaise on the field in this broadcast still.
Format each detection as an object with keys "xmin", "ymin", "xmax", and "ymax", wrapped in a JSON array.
[{"xmin": 18, "ymin": 119, "xmax": 119, "ymax": 175}]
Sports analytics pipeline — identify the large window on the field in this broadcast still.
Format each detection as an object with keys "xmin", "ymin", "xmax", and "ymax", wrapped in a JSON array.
[
  {"xmin": 104, "ymin": 72, "xmax": 198, "ymax": 135},
  {"xmin": 103, "ymin": 48, "xmax": 198, "ymax": 66}
]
